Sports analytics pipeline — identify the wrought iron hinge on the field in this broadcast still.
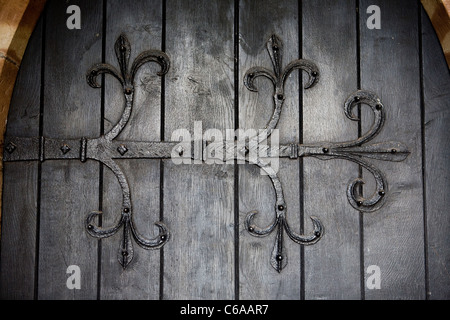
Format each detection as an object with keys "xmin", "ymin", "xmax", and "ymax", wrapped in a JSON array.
[{"xmin": 3, "ymin": 34, "xmax": 410, "ymax": 272}]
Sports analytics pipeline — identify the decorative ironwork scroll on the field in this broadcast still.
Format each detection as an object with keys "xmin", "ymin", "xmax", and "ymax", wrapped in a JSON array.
[
  {"xmin": 3, "ymin": 34, "xmax": 410, "ymax": 272},
  {"xmin": 242, "ymin": 35, "xmax": 409, "ymax": 272}
]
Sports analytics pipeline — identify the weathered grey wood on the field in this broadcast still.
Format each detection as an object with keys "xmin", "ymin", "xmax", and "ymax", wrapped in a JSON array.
[
  {"xmin": 37, "ymin": 0, "xmax": 103, "ymax": 299},
  {"xmin": 360, "ymin": 0, "xmax": 425, "ymax": 299},
  {"xmin": 99, "ymin": 0, "xmax": 162, "ymax": 300},
  {"xmin": 3, "ymin": 0, "xmax": 450, "ymax": 301},
  {"xmin": 0, "ymin": 17, "xmax": 43, "ymax": 299},
  {"xmin": 421, "ymin": 7, "xmax": 450, "ymax": 300},
  {"xmin": 163, "ymin": 0, "xmax": 235, "ymax": 299},
  {"xmin": 302, "ymin": 0, "xmax": 361, "ymax": 299},
  {"xmin": 239, "ymin": 0, "xmax": 302, "ymax": 299}
]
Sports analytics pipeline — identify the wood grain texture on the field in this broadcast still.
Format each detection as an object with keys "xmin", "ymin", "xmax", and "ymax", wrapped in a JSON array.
[
  {"xmin": 37, "ymin": 0, "xmax": 102, "ymax": 299},
  {"xmin": 0, "ymin": 17, "xmax": 43, "ymax": 299},
  {"xmin": 360, "ymin": 0, "xmax": 425, "ymax": 299},
  {"xmin": 238, "ymin": 0, "xmax": 302, "ymax": 300},
  {"xmin": 421, "ymin": 8, "xmax": 450, "ymax": 300},
  {"xmin": 99, "ymin": 0, "xmax": 163, "ymax": 300},
  {"xmin": 302, "ymin": 0, "xmax": 361, "ymax": 300},
  {"xmin": 163, "ymin": 0, "xmax": 235, "ymax": 299},
  {"xmin": 2, "ymin": 0, "xmax": 449, "ymax": 301}
]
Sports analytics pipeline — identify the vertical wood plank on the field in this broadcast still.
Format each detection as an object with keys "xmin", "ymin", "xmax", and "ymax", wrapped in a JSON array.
[
  {"xmin": 360, "ymin": 0, "xmax": 425, "ymax": 299},
  {"xmin": 302, "ymin": 0, "xmax": 361, "ymax": 299},
  {"xmin": 421, "ymin": 7, "xmax": 450, "ymax": 300},
  {"xmin": 38, "ymin": 0, "xmax": 102, "ymax": 299},
  {"xmin": 99, "ymin": 0, "xmax": 163, "ymax": 300},
  {"xmin": 0, "ymin": 17, "xmax": 42, "ymax": 299},
  {"xmin": 239, "ymin": 0, "xmax": 302, "ymax": 299},
  {"xmin": 163, "ymin": 0, "xmax": 235, "ymax": 299}
]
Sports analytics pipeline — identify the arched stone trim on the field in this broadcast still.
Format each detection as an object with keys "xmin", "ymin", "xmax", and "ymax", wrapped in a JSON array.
[{"xmin": 0, "ymin": 0, "xmax": 47, "ymax": 234}]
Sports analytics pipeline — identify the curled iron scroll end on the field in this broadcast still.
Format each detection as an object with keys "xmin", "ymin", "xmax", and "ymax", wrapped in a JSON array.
[
  {"xmin": 131, "ymin": 220, "xmax": 170, "ymax": 250},
  {"xmin": 85, "ymin": 210, "xmax": 123, "ymax": 239},
  {"xmin": 344, "ymin": 90, "xmax": 384, "ymax": 121},
  {"xmin": 347, "ymin": 177, "xmax": 387, "ymax": 212}
]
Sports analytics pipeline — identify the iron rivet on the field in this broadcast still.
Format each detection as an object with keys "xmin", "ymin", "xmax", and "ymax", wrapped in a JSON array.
[
  {"xmin": 125, "ymin": 88, "xmax": 132, "ymax": 95},
  {"xmin": 376, "ymin": 104, "xmax": 382, "ymax": 110},
  {"xmin": 157, "ymin": 55, "xmax": 163, "ymax": 60},
  {"xmin": 60, "ymin": 144, "xmax": 71, "ymax": 155},
  {"xmin": 356, "ymin": 201, "xmax": 363, "ymax": 207},
  {"xmin": 276, "ymin": 255, "xmax": 283, "ymax": 261},
  {"xmin": 160, "ymin": 235, "xmax": 166, "ymax": 241},
  {"xmin": 120, "ymin": 45, "xmax": 126, "ymax": 52},
  {"xmin": 272, "ymin": 45, "xmax": 278, "ymax": 51},
  {"xmin": 391, "ymin": 149, "xmax": 397, "ymax": 154},
  {"xmin": 123, "ymin": 207, "xmax": 130, "ymax": 213},
  {"xmin": 248, "ymin": 73, "xmax": 254, "ymax": 78},
  {"xmin": 87, "ymin": 224, "xmax": 93, "ymax": 230},
  {"xmin": 378, "ymin": 190, "xmax": 385, "ymax": 196},
  {"xmin": 312, "ymin": 71, "xmax": 318, "ymax": 77},
  {"xmin": 90, "ymin": 70, "xmax": 97, "ymax": 76},
  {"xmin": 314, "ymin": 230, "xmax": 321, "ymax": 237},
  {"xmin": 5, "ymin": 142, "xmax": 16, "ymax": 154},
  {"xmin": 323, "ymin": 148, "xmax": 329, "ymax": 153},
  {"xmin": 175, "ymin": 145, "xmax": 184, "ymax": 156},
  {"xmin": 117, "ymin": 144, "xmax": 128, "ymax": 156},
  {"xmin": 248, "ymin": 226, "xmax": 254, "ymax": 232},
  {"xmin": 278, "ymin": 205, "xmax": 285, "ymax": 211},
  {"xmin": 277, "ymin": 94, "xmax": 284, "ymax": 100},
  {"xmin": 354, "ymin": 96, "xmax": 360, "ymax": 102}
]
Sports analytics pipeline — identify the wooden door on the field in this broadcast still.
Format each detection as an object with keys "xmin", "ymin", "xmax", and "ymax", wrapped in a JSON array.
[{"xmin": 1, "ymin": 0, "xmax": 449, "ymax": 300}]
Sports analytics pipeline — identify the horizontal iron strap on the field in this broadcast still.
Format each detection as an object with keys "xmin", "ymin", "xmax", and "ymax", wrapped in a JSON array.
[{"xmin": 2, "ymin": 136, "xmax": 304, "ymax": 162}]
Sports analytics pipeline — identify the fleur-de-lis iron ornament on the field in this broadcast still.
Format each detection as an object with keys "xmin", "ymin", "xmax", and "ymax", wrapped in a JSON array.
[
  {"xmin": 2, "ymin": 34, "xmax": 410, "ymax": 272},
  {"xmin": 242, "ymin": 35, "xmax": 409, "ymax": 272},
  {"xmin": 85, "ymin": 34, "xmax": 171, "ymax": 268}
]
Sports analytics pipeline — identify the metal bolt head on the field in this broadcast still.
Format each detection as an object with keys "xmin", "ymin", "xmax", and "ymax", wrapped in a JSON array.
[
  {"xmin": 61, "ymin": 144, "xmax": 71, "ymax": 155},
  {"xmin": 391, "ymin": 149, "xmax": 397, "ymax": 154},
  {"xmin": 160, "ymin": 235, "xmax": 167, "ymax": 241},
  {"xmin": 356, "ymin": 201, "xmax": 363, "ymax": 207},
  {"xmin": 375, "ymin": 104, "xmax": 382, "ymax": 110},
  {"xmin": 354, "ymin": 96, "xmax": 360, "ymax": 102},
  {"xmin": 124, "ymin": 88, "xmax": 133, "ymax": 95},
  {"xmin": 120, "ymin": 45, "xmax": 127, "ymax": 52},
  {"xmin": 175, "ymin": 145, "xmax": 184, "ymax": 156},
  {"xmin": 277, "ymin": 204, "xmax": 285, "ymax": 211},
  {"xmin": 378, "ymin": 190, "xmax": 385, "ymax": 196},
  {"xmin": 248, "ymin": 226, "xmax": 254, "ymax": 232},
  {"xmin": 87, "ymin": 224, "xmax": 93, "ymax": 230},
  {"xmin": 5, "ymin": 142, "xmax": 16, "ymax": 154},
  {"xmin": 123, "ymin": 207, "xmax": 130, "ymax": 213},
  {"xmin": 117, "ymin": 144, "xmax": 128, "ymax": 156},
  {"xmin": 311, "ymin": 71, "xmax": 318, "ymax": 77},
  {"xmin": 276, "ymin": 255, "xmax": 283, "ymax": 261},
  {"xmin": 277, "ymin": 94, "xmax": 284, "ymax": 100},
  {"xmin": 322, "ymin": 148, "xmax": 329, "ymax": 153}
]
